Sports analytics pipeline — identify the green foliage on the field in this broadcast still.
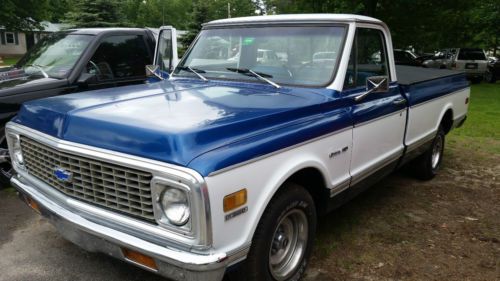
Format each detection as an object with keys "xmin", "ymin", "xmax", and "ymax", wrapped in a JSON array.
[
  {"xmin": 180, "ymin": 0, "xmax": 258, "ymax": 46},
  {"xmin": 64, "ymin": 0, "xmax": 128, "ymax": 28},
  {"xmin": 264, "ymin": 0, "xmax": 499, "ymax": 54},
  {"xmin": 123, "ymin": 0, "xmax": 193, "ymax": 29},
  {"xmin": 0, "ymin": 0, "xmax": 51, "ymax": 31}
]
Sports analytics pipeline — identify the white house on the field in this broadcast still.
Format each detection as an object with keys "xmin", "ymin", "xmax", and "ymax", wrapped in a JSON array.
[{"xmin": 0, "ymin": 21, "xmax": 68, "ymax": 57}]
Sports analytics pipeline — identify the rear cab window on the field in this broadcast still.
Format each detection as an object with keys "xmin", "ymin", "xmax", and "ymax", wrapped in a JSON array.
[{"xmin": 457, "ymin": 49, "xmax": 486, "ymax": 61}]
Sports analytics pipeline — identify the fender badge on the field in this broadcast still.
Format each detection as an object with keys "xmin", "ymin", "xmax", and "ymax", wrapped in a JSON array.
[
  {"xmin": 54, "ymin": 167, "xmax": 72, "ymax": 182},
  {"xmin": 225, "ymin": 206, "xmax": 248, "ymax": 221}
]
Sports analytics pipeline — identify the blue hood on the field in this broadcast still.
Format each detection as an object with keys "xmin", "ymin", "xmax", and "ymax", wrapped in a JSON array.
[{"xmin": 14, "ymin": 79, "xmax": 349, "ymax": 175}]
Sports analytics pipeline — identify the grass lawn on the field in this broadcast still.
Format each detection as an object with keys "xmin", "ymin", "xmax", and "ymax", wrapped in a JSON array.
[
  {"xmin": 0, "ymin": 56, "xmax": 21, "ymax": 66},
  {"xmin": 448, "ymin": 82, "xmax": 500, "ymax": 154}
]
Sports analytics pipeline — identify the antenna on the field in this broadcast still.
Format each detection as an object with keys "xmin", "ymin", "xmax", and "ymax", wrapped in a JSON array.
[{"xmin": 228, "ymin": 2, "xmax": 231, "ymax": 18}]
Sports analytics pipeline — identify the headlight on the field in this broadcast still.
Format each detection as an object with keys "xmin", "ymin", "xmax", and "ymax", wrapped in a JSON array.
[
  {"xmin": 152, "ymin": 178, "xmax": 192, "ymax": 230},
  {"xmin": 7, "ymin": 133, "xmax": 24, "ymax": 168},
  {"xmin": 161, "ymin": 187, "xmax": 190, "ymax": 226}
]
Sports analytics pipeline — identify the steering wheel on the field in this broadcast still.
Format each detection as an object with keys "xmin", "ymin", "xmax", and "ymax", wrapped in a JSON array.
[{"xmin": 87, "ymin": 60, "xmax": 101, "ymax": 75}]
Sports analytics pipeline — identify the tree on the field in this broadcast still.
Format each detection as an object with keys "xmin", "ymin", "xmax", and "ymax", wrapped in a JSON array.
[
  {"xmin": 180, "ymin": 0, "xmax": 257, "ymax": 47},
  {"xmin": 124, "ymin": 0, "xmax": 193, "ymax": 30},
  {"xmin": 0, "ymin": 0, "xmax": 51, "ymax": 31},
  {"xmin": 64, "ymin": 0, "xmax": 128, "ymax": 28}
]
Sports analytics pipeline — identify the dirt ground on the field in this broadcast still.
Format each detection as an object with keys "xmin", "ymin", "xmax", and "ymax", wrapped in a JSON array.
[
  {"xmin": 306, "ymin": 139, "xmax": 500, "ymax": 281},
  {"xmin": 0, "ymin": 138, "xmax": 498, "ymax": 281}
]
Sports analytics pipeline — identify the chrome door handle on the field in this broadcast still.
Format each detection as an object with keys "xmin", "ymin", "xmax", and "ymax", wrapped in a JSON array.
[{"xmin": 393, "ymin": 98, "xmax": 406, "ymax": 105}]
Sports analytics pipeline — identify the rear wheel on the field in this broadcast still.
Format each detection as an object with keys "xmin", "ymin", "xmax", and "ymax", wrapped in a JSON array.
[
  {"xmin": 485, "ymin": 69, "xmax": 496, "ymax": 83},
  {"xmin": 413, "ymin": 127, "xmax": 445, "ymax": 180},
  {"xmin": 233, "ymin": 183, "xmax": 316, "ymax": 281}
]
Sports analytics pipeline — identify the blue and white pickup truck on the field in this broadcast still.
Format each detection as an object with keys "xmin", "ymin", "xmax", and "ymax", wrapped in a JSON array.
[{"xmin": 7, "ymin": 14, "xmax": 469, "ymax": 281}]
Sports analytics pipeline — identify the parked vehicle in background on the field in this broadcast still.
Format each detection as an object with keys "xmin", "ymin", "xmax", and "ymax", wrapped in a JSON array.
[
  {"xmin": 8, "ymin": 14, "xmax": 469, "ymax": 281},
  {"xmin": 0, "ymin": 27, "xmax": 178, "ymax": 187},
  {"xmin": 422, "ymin": 48, "xmax": 456, "ymax": 69},
  {"xmin": 450, "ymin": 48, "xmax": 488, "ymax": 83},
  {"xmin": 394, "ymin": 49, "xmax": 423, "ymax": 66},
  {"xmin": 485, "ymin": 56, "xmax": 500, "ymax": 83}
]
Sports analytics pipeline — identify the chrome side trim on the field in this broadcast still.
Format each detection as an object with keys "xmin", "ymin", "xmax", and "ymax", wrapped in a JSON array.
[
  {"xmin": 208, "ymin": 125, "xmax": 353, "ymax": 177},
  {"xmin": 409, "ymin": 87, "xmax": 469, "ymax": 109},
  {"xmin": 350, "ymin": 148, "xmax": 403, "ymax": 186},
  {"xmin": 406, "ymin": 130, "xmax": 437, "ymax": 153},
  {"xmin": 6, "ymin": 122, "xmax": 212, "ymax": 249},
  {"xmin": 329, "ymin": 178, "xmax": 350, "ymax": 198},
  {"xmin": 354, "ymin": 109, "xmax": 406, "ymax": 128}
]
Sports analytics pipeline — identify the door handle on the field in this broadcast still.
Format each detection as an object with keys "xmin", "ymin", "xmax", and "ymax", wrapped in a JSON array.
[{"xmin": 393, "ymin": 98, "xmax": 406, "ymax": 105}]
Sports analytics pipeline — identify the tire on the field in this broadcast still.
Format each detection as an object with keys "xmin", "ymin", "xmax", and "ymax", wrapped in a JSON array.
[
  {"xmin": 233, "ymin": 183, "xmax": 317, "ymax": 281},
  {"xmin": 0, "ymin": 137, "xmax": 12, "ymax": 189},
  {"xmin": 485, "ymin": 69, "xmax": 496, "ymax": 83},
  {"xmin": 413, "ymin": 127, "xmax": 445, "ymax": 180}
]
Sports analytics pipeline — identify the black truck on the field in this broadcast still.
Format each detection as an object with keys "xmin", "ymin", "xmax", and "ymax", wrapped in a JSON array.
[{"xmin": 0, "ymin": 27, "xmax": 178, "ymax": 186}]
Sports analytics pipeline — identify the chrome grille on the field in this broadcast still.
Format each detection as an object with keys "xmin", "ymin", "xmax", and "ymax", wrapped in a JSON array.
[{"xmin": 20, "ymin": 136, "xmax": 155, "ymax": 222}]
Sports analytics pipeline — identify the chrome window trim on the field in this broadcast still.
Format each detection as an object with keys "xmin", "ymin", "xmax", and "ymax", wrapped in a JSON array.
[{"xmin": 6, "ymin": 122, "xmax": 212, "ymax": 249}]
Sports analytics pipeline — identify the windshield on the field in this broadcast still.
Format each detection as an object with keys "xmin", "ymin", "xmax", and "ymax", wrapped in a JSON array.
[
  {"xmin": 16, "ymin": 33, "xmax": 93, "ymax": 79},
  {"xmin": 458, "ymin": 49, "xmax": 486, "ymax": 61},
  {"xmin": 174, "ymin": 26, "xmax": 346, "ymax": 87}
]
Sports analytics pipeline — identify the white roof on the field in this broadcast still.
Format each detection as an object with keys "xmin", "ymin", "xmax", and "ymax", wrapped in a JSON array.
[{"xmin": 206, "ymin": 14, "xmax": 382, "ymax": 26}]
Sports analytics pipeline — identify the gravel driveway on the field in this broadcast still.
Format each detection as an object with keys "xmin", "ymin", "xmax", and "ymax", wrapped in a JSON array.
[{"xmin": 1, "ymin": 139, "xmax": 498, "ymax": 281}]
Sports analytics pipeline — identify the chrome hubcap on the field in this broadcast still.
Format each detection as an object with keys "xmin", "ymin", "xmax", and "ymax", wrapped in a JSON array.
[
  {"xmin": 432, "ymin": 135, "xmax": 443, "ymax": 169},
  {"xmin": 269, "ymin": 209, "xmax": 308, "ymax": 280}
]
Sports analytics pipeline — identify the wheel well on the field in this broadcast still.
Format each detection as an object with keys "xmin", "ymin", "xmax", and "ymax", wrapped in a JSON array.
[
  {"xmin": 441, "ymin": 109, "xmax": 453, "ymax": 134},
  {"xmin": 283, "ymin": 167, "xmax": 327, "ymax": 214}
]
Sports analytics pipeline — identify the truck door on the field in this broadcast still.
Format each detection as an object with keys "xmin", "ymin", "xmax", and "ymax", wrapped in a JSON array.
[
  {"xmin": 79, "ymin": 32, "xmax": 154, "ymax": 90},
  {"xmin": 344, "ymin": 27, "xmax": 407, "ymax": 186},
  {"xmin": 149, "ymin": 26, "xmax": 179, "ymax": 81}
]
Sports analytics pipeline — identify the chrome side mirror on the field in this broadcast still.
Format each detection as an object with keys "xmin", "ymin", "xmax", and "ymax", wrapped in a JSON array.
[
  {"xmin": 145, "ymin": 65, "xmax": 164, "ymax": 80},
  {"xmin": 355, "ymin": 76, "xmax": 389, "ymax": 102}
]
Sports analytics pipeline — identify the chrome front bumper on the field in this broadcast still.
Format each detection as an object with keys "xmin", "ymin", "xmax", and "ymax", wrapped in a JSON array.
[{"xmin": 11, "ymin": 174, "xmax": 228, "ymax": 281}]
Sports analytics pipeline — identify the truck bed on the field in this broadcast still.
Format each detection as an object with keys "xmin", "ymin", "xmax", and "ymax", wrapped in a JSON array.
[{"xmin": 396, "ymin": 65, "xmax": 464, "ymax": 85}]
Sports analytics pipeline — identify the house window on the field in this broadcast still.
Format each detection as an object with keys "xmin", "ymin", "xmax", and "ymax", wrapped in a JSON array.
[{"xmin": 5, "ymin": 32, "xmax": 15, "ymax": 44}]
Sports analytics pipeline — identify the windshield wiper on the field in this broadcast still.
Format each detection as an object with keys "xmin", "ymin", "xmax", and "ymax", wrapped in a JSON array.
[
  {"xmin": 177, "ymin": 66, "xmax": 208, "ymax": 81},
  {"xmin": 25, "ymin": 64, "xmax": 49, "ymax": 78},
  {"xmin": 226, "ymin": 67, "xmax": 280, "ymax": 88}
]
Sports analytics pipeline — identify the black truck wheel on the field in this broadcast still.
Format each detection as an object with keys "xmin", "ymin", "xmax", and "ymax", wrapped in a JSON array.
[
  {"xmin": 234, "ymin": 183, "xmax": 317, "ymax": 281},
  {"xmin": 413, "ymin": 127, "xmax": 445, "ymax": 180},
  {"xmin": 485, "ymin": 69, "xmax": 497, "ymax": 83},
  {"xmin": 0, "ymin": 137, "xmax": 12, "ymax": 189}
]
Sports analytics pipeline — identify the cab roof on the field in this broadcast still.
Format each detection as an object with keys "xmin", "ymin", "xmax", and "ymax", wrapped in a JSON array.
[
  {"xmin": 205, "ymin": 14, "xmax": 382, "ymax": 27},
  {"xmin": 63, "ymin": 28, "xmax": 149, "ymax": 35}
]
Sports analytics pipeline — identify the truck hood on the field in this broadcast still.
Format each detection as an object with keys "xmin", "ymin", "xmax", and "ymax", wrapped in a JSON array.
[{"xmin": 14, "ymin": 79, "xmax": 333, "ymax": 173}]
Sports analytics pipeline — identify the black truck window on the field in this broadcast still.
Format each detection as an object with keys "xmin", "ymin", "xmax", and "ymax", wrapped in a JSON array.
[
  {"xmin": 86, "ymin": 35, "xmax": 151, "ymax": 81},
  {"xmin": 344, "ymin": 28, "xmax": 389, "ymax": 89}
]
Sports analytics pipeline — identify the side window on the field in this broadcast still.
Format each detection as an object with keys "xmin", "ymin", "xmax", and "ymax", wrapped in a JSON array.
[
  {"xmin": 343, "ymin": 28, "xmax": 389, "ymax": 89},
  {"xmin": 86, "ymin": 35, "xmax": 151, "ymax": 81},
  {"xmin": 156, "ymin": 30, "xmax": 173, "ymax": 73}
]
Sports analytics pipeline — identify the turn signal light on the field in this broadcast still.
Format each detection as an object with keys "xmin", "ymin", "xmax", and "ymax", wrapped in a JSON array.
[
  {"xmin": 223, "ymin": 189, "xmax": 247, "ymax": 212},
  {"xmin": 26, "ymin": 197, "xmax": 41, "ymax": 214},
  {"xmin": 122, "ymin": 248, "xmax": 158, "ymax": 271}
]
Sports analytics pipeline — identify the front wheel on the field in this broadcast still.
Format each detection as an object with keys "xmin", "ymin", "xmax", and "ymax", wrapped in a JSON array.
[
  {"xmin": 234, "ymin": 183, "xmax": 317, "ymax": 281},
  {"xmin": 0, "ymin": 136, "xmax": 13, "ymax": 189}
]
